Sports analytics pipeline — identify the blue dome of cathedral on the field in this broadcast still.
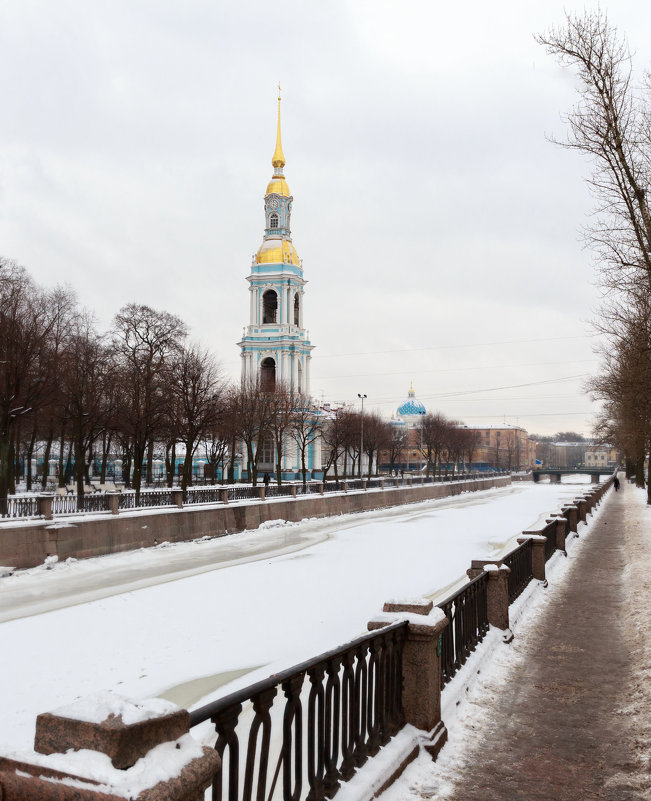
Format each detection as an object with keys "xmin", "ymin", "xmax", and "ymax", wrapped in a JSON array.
[{"xmin": 397, "ymin": 384, "xmax": 426, "ymax": 417}]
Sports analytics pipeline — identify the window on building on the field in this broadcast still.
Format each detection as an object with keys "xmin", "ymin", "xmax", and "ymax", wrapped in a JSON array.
[
  {"xmin": 294, "ymin": 293, "xmax": 300, "ymax": 326},
  {"xmin": 262, "ymin": 290, "xmax": 278, "ymax": 324},
  {"xmin": 270, "ymin": 213, "xmax": 278, "ymax": 229},
  {"xmin": 261, "ymin": 435, "xmax": 275, "ymax": 466},
  {"xmin": 260, "ymin": 357, "xmax": 276, "ymax": 392}
]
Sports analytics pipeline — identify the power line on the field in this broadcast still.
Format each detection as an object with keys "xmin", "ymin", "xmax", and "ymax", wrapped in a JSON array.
[
  {"xmin": 315, "ymin": 334, "xmax": 596, "ymax": 359},
  {"xmin": 312, "ymin": 359, "xmax": 598, "ymax": 381},
  {"xmin": 349, "ymin": 374, "xmax": 590, "ymax": 406}
]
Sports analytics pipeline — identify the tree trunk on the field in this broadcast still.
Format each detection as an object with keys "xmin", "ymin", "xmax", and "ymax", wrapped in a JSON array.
[
  {"xmin": 275, "ymin": 439, "xmax": 283, "ymax": 486},
  {"xmin": 123, "ymin": 448, "xmax": 132, "ymax": 489},
  {"xmin": 635, "ymin": 453, "xmax": 646, "ymax": 489},
  {"xmin": 301, "ymin": 445, "xmax": 307, "ymax": 489},
  {"xmin": 75, "ymin": 428, "xmax": 85, "ymax": 509},
  {"xmin": 58, "ymin": 429, "xmax": 66, "ymax": 488},
  {"xmin": 25, "ymin": 429, "xmax": 36, "ymax": 492},
  {"xmin": 132, "ymin": 441, "xmax": 145, "ymax": 501},
  {"xmin": 228, "ymin": 436, "xmax": 237, "ymax": 483},
  {"xmin": 0, "ymin": 432, "xmax": 11, "ymax": 502},
  {"xmin": 166, "ymin": 442, "xmax": 176, "ymax": 488},
  {"xmin": 41, "ymin": 432, "xmax": 53, "ymax": 491},
  {"xmin": 64, "ymin": 441, "xmax": 74, "ymax": 486},
  {"xmin": 84, "ymin": 445, "xmax": 93, "ymax": 485},
  {"xmin": 181, "ymin": 442, "xmax": 194, "ymax": 495},
  {"xmin": 146, "ymin": 439, "xmax": 154, "ymax": 486}
]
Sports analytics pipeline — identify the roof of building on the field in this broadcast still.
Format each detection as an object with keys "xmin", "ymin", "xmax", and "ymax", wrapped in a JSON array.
[{"xmin": 397, "ymin": 383, "xmax": 426, "ymax": 417}]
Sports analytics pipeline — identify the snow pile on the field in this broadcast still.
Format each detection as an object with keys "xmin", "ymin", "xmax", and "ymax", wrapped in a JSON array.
[
  {"xmin": 8, "ymin": 734, "xmax": 204, "ymax": 799},
  {"xmin": 51, "ymin": 692, "xmax": 179, "ymax": 725}
]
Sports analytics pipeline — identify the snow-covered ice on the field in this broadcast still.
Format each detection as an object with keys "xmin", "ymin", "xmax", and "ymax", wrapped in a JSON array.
[{"xmin": 0, "ymin": 481, "xmax": 591, "ymax": 752}]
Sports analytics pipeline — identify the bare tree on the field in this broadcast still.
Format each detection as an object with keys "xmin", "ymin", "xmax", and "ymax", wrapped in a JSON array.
[
  {"xmin": 0, "ymin": 260, "xmax": 72, "ymax": 502},
  {"xmin": 537, "ymin": 10, "xmax": 651, "ymax": 299},
  {"xmin": 168, "ymin": 344, "xmax": 224, "ymax": 494},
  {"xmin": 362, "ymin": 412, "xmax": 390, "ymax": 478},
  {"xmin": 291, "ymin": 399, "xmax": 324, "ymax": 489},
  {"xmin": 112, "ymin": 303, "xmax": 187, "ymax": 498},
  {"xmin": 58, "ymin": 313, "xmax": 113, "ymax": 504},
  {"xmin": 385, "ymin": 424, "xmax": 408, "ymax": 474},
  {"xmin": 421, "ymin": 412, "xmax": 450, "ymax": 477},
  {"xmin": 538, "ymin": 10, "xmax": 651, "ymax": 502},
  {"xmin": 231, "ymin": 379, "xmax": 275, "ymax": 485},
  {"xmin": 267, "ymin": 384, "xmax": 298, "ymax": 486}
]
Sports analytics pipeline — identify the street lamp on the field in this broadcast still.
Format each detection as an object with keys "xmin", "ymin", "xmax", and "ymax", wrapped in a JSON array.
[{"xmin": 358, "ymin": 393, "xmax": 367, "ymax": 478}]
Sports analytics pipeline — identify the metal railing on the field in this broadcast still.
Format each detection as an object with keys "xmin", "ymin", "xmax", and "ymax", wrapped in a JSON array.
[
  {"xmin": 80, "ymin": 495, "xmax": 110, "ymax": 513},
  {"xmin": 437, "ymin": 572, "xmax": 489, "ymax": 688},
  {"xmin": 1, "ymin": 474, "xmax": 503, "ymax": 520},
  {"xmin": 228, "ymin": 486, "xmax": 260, "ymax": 502},
  {"xmin": 135, "ymin": 490, "xmax": 174, "ymax": 508},
  {"xmin": 264, "ymin": 485, "xmax": 296, "ymax": 498},
  {"xmin": 542, "ymin": 521, "xmax": 557, "ymax": 561},
  {"xmin": 0, "ymin": 496, "xmax": 40, "ymax": 518},
  {"xmin": 51, "ymin": 495, "xmax": 81, "ymax": 515},
  {"xmin": 185, "ymin": 487, "xmax": 222, "ymax": 505},
  {"xmin": 189, "ymin": 620, "xmax": 408, "ymax": 801},
  {"xmin": 502, "ymin": 539, "xmax": 533, "ymax": 604}
]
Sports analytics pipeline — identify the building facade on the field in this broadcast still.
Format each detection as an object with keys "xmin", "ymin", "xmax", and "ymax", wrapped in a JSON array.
[
  {"xmin": 237, "ymin": 93, "xmax": 320, "ymax": 479},
  {"xmin": 237, "ymin": 92, "xmax": 313, "ymax": 395}
]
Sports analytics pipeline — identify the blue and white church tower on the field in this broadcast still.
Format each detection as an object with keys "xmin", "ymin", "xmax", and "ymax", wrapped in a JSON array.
[{"xmin": 238, "ymin": 90, "xmax": 314, "ymax": 394}]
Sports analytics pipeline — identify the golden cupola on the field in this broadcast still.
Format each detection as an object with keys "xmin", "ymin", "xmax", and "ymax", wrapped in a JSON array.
[{"xmin": 255, "ymin": 87, "xmax": 300, "ymax": 268}]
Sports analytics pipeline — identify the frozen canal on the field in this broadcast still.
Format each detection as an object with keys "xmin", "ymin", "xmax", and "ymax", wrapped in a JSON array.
[{"xmin": 0, "ymin": 479, "xmax": 589, "ymax": 750}]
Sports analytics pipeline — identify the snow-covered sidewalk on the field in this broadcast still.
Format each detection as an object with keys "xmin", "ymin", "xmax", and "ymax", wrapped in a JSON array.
[{"xmin": 381, "ymin": 482, "xmax": 651, "ymax": 801}]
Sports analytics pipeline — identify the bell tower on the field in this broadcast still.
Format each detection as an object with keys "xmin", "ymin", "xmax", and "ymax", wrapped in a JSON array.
[{"xmin": 238, "ymin": 88, "xmax": 314, "ymax": 394}]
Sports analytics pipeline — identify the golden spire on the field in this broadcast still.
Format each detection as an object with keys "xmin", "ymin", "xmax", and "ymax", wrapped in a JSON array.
[{"xmin": 272, "ymin": 83, "xmax": 286, "ymax": 170}]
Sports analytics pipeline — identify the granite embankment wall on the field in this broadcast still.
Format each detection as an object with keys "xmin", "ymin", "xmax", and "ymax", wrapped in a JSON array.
[{"xmin": 0, "ymin": 476, "xmax": 510, "ymax": 569}]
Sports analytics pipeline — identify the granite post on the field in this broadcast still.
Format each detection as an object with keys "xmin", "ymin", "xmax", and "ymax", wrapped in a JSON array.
[
  {"xmin": 368, "ymin": 598, "xmax": 449, "ymax": 760},
  {"xmin": 517, "ymin": 535, "xmax": 546, "ymax": 582},
  {"xmin": 106, "ymin": 493, "xmax": 120, "ymax": 515},
  {"xmin": 0, "ymin": 694, "xmax": 220, "ymax": 801},
  {"xmin": 37, "ymin": 495, "xmax": 53, "ymax": 521},
  {"xmin": 562, "ymin": 504, "xmax": 579, "ymax": 533}
]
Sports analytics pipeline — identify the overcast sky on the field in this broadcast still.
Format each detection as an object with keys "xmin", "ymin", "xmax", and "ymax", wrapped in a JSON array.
[{"xmin": 2, "ymin": 0, "xmax": 651, "ymax": 436}]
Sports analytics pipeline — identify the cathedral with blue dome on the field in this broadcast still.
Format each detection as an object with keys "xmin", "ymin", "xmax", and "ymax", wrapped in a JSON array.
[
  {"xmin": 237, "ymin": 89, "xmax": 313, "ymax": 395},
  {"xmin": 396, "ymin": 383, "xmax": 427, "ymax": 426}
]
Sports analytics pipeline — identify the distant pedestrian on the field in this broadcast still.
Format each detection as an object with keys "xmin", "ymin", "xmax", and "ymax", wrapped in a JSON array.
[
  {"xmin": 614, "ymin": 476, "xmax": 620, "ymax": 491},
  {"xmin": 400, "ymin": 468, "xmax": 405, "ymax": 479},
  {"xmin": 263, "ymin": 472, "xmax": 270, "ymax": 488}
]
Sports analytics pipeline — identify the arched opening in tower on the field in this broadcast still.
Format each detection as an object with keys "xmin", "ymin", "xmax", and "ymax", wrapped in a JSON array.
[
  {"xmin": 262, "ymin": 290, "xmax": 278, "ymax": 324},
  {"xmin": 294, "ymin": 293, "xmax": 300, "ymax": 326},
  {"xmin": 260, "ymin": 357, "xmax": 276, "ymax": 392}
]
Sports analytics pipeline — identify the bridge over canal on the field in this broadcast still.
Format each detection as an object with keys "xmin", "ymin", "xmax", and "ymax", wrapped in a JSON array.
[{"xmin": 531, "ymin": 467, "xmax": 610, "ymax": 483}]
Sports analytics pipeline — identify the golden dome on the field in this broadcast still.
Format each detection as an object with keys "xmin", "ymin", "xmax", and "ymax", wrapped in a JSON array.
[
  {"xmin": 256, "ymin": 238, "xmax": 300, "ymax": 266},
  {"xmin": 266, "ymin": 177, "xmax": 291, "ymax": 197}
]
